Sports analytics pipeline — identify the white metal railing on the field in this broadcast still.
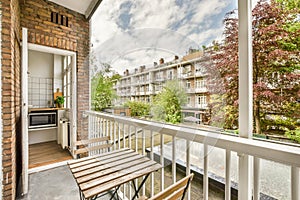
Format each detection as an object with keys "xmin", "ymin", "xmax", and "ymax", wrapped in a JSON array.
[{"xmin": 85, "ymin": 111, "xmax": 300, "ymax": 200}]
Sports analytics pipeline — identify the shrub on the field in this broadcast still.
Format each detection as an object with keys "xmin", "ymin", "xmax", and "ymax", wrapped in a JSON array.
[
  {"xmin": 124, "ymin": 101, "xmax": 150, "ymax": 117},
  {"xmin": 285, "ymin": 128, "xmax": 300, "ymax": 143}
]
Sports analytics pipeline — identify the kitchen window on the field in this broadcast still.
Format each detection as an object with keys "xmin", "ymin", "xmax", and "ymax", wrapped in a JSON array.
[{"xmin": 63, "ymin": 56, "xmax": 72, "ymax": 108}]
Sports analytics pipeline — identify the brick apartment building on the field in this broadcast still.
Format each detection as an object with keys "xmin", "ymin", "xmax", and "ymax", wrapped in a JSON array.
[
  {"xmin": 114, "ymin": 51, "xmax": 210, "ymax": 124},
  {"xmin": 0, "ymin": 0, "xmax": 100, "ymax": 199}
]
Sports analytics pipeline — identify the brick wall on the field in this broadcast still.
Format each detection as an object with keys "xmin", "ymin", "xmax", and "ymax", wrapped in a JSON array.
[
  {"xmin": 1, "ymin": 0, "xmax": 21, "ymax": 199},
  {"xmin": 0, "ymin": 0, "xmax": 90, "ymax": 199},
  {"xmin": 19, "ymin": 0, "xmax": 90, "ymax": 138}
]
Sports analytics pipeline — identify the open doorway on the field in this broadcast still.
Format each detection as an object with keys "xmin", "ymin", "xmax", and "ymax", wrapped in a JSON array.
[{"xmin": 25, "ymin": 44, "xmax": 77, "ymax": 170}]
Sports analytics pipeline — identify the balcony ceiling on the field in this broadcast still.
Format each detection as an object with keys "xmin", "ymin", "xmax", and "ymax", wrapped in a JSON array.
[{"xmin": 48, "ymin": 0, "xmax": 102, "ymax": 19}]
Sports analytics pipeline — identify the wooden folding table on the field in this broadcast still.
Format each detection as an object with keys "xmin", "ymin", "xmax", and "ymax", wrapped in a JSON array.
[{"xmin": 68, "ymin": 148, "xmax": 162, "ymax": 200}]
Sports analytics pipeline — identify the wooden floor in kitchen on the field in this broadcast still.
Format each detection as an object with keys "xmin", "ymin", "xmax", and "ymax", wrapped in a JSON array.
[{"xmin": 29, "ymin": 141, "xmax": 73, "ymax": 169}]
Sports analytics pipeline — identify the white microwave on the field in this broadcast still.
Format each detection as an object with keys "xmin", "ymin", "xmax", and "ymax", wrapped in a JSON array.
[{"xmin": 28, "ymin": 112, "xmax": 57, "ymax": 129}]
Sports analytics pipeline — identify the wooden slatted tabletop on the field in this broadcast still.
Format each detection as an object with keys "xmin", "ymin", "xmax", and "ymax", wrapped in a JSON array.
[{"xmin": 68, "ymin": 148, "xmax": 162, "ymax": 199}]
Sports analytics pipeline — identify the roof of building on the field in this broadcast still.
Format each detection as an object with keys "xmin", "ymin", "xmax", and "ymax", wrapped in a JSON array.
[{"xmin": 48, "ymin": 0, "xmax": 102, "ymax": 19}]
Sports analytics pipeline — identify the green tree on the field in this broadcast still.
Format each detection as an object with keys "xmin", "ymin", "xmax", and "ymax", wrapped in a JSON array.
[
  {"xmin": 124, "ymin": 101, "xmax": 150, "ymax": 117},
  {"xmin": 152, "ymin": 80, "xmax": 187, "ymax": 124},
  {"xmin": 92, "ymin": 74, "xmax": 117, "ymax": 111},
  {"xmin": 91, "ymin": 60, "xmax": 121, "ymax": 111}
]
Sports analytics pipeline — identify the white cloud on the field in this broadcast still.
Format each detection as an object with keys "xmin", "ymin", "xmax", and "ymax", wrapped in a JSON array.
[{"xmin": 91, "ymin": 0, "xmax": 235, "ymax": 74}]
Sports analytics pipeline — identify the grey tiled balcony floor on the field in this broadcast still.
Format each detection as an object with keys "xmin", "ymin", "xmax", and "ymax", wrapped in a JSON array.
[
  {"xmin": 17, "ymin": 164, "xmax": 224, "ymax": 200},
  {"xmin": 17, "ymin": 165, "xmax": 110, "ymax": 200}
]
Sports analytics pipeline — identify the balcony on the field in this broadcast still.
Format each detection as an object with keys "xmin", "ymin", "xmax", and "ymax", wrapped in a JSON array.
[
  {"xmin": 195, "ymin": 88, "xmax": 207, "ymax": 93},
  {"xmin": 22, "ymin": 111, "xmax": 300, "ymax": 200},
  {"xmin": 196, "ymin": 104, "xmax": 208, "ymax": 109}
]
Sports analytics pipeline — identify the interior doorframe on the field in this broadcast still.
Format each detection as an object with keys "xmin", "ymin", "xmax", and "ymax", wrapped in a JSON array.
[
  {"xmin": 21, "ymin": 39, "xmax": 77, "ymax": 194},
  {"xmin": 21, "ymin": 28, "xmax": 29, "ymax": 195},
  {"xmin": 27, "ymin": 43, "xmax": 78, "ymax": 155}
]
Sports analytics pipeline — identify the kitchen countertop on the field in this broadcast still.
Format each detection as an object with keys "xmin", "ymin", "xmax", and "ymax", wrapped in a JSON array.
[{"xmin": 28, "ymin": 107, "xmax": 65, "ymax": 112}]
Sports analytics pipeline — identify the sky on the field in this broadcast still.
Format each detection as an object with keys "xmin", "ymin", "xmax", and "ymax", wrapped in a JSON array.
[{"xmin": 91, "ymin": 0, "xmax": 239, "ymax": 74}]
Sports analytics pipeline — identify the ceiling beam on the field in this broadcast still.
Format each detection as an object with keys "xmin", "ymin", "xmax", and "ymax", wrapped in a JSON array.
[{"xmin": 85, "ymin": 0, "xmax": 103, "ymax": 20}]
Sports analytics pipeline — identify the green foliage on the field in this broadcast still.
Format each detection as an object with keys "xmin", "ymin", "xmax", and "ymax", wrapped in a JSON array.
[
  {"xmin": 275, "ymin": 0, "xmax": 300, "ymax": 10},
  {"xmin": 151, "ymin": 80, "xmax": 187, "ymax": 124},
  {"xmin": 285, "ymin": 128, "xmax": 300, "ymax": 143},
  {"xmin": 124, "ymin": 101, "xmax": 150, "ymax": 117},
  {"xmin": 55, "ymin": 96, "xmax": 65, "ymax": 104},
  {"xmin": 91, "ymin": 74, "xmax": 118, "ymax": 111},
  {"xmin": 262, "ymin": 115, "xmax": 298, "ymax": 131}
]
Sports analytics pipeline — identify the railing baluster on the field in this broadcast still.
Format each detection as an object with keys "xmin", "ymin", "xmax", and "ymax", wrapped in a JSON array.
[
  {"xmin": 134, "ymin": 126, "xmax": 138, "ymax": 198},
  {"xmin": 142, "ymin": 129, "xmax": 145, "ymax": 156},
  {"xmin": 122, "ymin": 122, "xmax": 126, "ymax": 199},
  {"xmin": 186, "ymin": 140, "xmax": 191, "ymax": 200},
  {"xmin": 101, "ymin": 117, "xmax": 104, "ymax": 137},
  {"xmin": 128, "ymin": 125, "xmax": 132, "ymax": 149},
  {"xmin": 106, "ymin": 118, "xmax": 109, "ymax": 137},
  {"xmin": 225, "ymin": 150, "xmax": 231, "ymax": 200},
  {"xmin": 118, "ymin": 121, "xmax": 121, "ymax": 150},
  {"xmin": 160, "ymin": 134, "xmax": 164, "ymax": 191},
  {"xmin": 123, "ymin": 123, "xmax": 126, "ymax": 148},
  {"xmin": 203, "ymin": 144, "xmax": 208, "ymax": 200},
  {"xmin": 135, "ymin": 126, "xmax": 138, "ymax": 152},
  {"xmin": 109, "ymin": 119, "xmax": 113, "ymax": 151},
  {"xmin": 142, "ymin": 129, "xmax": 146, "ymax": 196},
  {"xmin": 253, "ymin": 157, "xmax": 260, "ymax": 200},
  {"xmin": 113, "ymin": 120, "xmax": 117, "ymax": 150},
  {"xmin": 172, "ymin": 135, "xmax": 176, "ymax": 184},
  {"xmin": 291, "ymin": 166, "xmax": 299, "ymax": 200},
  {"xmin": 150, "ymin": 130, "xmax": 154, "ymax": 196}
]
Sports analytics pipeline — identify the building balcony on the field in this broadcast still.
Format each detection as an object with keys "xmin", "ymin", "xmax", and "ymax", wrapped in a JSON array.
[
  {"xmin": 21, "ymin": 111, "xmax": 300, "ymax": 200},
  {"xmin": 196, "ymin": 104, "xmax": 208, "ymax": 109},
  {"xmin": 186, "ymin": 88, "xmax": 195, "ymax": 93},
  {"xmin": 195, "ymin": 71, "xmax": 207, "ymax": 77},
  {"xmin": 195, "ymin": 88, "xmax": 207, "ymax": 93}
]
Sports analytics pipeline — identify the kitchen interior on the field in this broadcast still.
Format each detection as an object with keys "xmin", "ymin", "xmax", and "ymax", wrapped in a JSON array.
[{"xmin": 28, "ymin": 49, "xmax": 73, "ymax": 169}]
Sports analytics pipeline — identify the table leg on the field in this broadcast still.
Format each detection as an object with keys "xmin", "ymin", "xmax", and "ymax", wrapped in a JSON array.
[
  {"xmin": 131, "ymin": 173, "xmax": 150, "ymax": 200},
  {"xmin": 109, "ymin": 185, "xmax": 121, "ymax": 200},
  {"xmin": 79, "ymin": 190, "xmax": 85, "ymax": 200}
]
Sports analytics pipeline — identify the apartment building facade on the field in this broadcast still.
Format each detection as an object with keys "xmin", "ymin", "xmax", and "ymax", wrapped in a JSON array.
[{"xmin": 113, "ymin": 52, "xmax": 210, "ymax": 124}]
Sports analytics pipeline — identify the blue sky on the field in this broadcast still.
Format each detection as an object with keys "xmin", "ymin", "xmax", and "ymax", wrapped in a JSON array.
[{"xmin": 91, "ymin": 0, "xmax": 239, "ymax": 74}]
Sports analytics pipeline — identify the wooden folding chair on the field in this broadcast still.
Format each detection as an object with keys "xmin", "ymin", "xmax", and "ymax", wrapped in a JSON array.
[
  {"xmin": 140, "ymin": 173, "xmax": 194, "ymax": 200},
  {"xmin": 74, "ymin": 136, "xmax": 112, "ymax": 158}
]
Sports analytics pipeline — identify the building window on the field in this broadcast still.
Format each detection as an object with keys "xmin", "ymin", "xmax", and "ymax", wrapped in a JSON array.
[
  {"xmin": 183, "ymin": 65, "xmax": 192, "ymax": 76},
  {"xmin": 63, "ymin": 56, "xmax": 72, "ymax": 108},
  {"xmin": 167, "ymin": 70, "xmax": 173, "ymax": 79},
  {"xmin": 187, "ymin": 97, "xmax": 191, "ymax": 105},
  {"xmin": 197, "ymin": 95, "xmax": 207, "ymax": 106},
  {"xmin": 196, "ymin": 79, "xmax": 206, "ymax": 89},
  {"xmin": 156, "ymin": 71, "xmax": 162, "ymax": 80},
  {"xmin": 186, "ymin": 81, "xmax": 191, "ymax": 89}
]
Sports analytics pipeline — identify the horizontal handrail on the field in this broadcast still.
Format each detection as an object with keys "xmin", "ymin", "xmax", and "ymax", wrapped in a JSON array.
[{"xmin": 85, "ymin": 111, "xmax": 300, "ymax": 168}]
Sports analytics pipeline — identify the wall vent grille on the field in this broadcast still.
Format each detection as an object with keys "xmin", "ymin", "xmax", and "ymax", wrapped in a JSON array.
[{"xmin": 51, "ymin": 12, "xmax": 69, "ymax": 27}]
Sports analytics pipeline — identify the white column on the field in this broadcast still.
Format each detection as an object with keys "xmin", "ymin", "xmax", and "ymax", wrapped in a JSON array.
[
  {"xmin": 291, "ymin": 167, "xmax": 299, "ymax": 200},
  {"xmin": 238, "ymin": 0, "xmax": 253, "ymax": 199},
  {"xmin": 203, "ymin": 145, "xmax": 208, "ymax": 200},
  {"xmin": 253, "ymin": 157, "xmax": 260, "ymax": 200},
  {"xmin": 225, "ymin": 150, "xmax": 231, "ymax": 200}
]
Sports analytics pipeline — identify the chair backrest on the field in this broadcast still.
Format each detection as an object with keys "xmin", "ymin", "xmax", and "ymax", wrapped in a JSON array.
[
  {"xmin": 74, "ymin": 136, "xmax": 113, "ymax": 158},
  {"xmin": 149, "ymin": 173, "xmax": 194, "ymax": 200}
]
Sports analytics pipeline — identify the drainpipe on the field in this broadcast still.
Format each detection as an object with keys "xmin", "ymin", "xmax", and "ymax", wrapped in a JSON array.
[{"xmin": 238, "ymin": 0, "xmax": 253, "ymax": 200}]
